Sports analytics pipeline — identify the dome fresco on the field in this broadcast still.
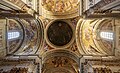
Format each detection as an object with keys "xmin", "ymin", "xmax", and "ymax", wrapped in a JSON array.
[
  {"xmin": 47, "ymin": 21, "xmax": 73, "ymax": 46},
  {"xmin": 44, "ymin": 20, "xmax": 75, "ymax": 49}
]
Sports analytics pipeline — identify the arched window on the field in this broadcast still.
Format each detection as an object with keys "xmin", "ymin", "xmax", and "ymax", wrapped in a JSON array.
[
  {"xmin": 7, "ymin": 31, "xmax": 20, "ymax": 40},
  {"xmin": 100, "ymin": 31, "xmax": 113, "ymax": 40}
]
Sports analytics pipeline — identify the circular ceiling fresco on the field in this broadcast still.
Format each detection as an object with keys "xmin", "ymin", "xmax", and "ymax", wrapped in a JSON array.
[
  {"xmin": 45, "ymin": 20, "xmax": 74, "ymax": 49},
  {"xmin": 47, "ymin": 21, "xmax": 73, "ymax": 46}
]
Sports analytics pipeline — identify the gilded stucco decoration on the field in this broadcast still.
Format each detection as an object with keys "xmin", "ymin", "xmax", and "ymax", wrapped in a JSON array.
[
  {"xmin": 39, "ymin": 17, "xmax": 80, "ymax": 56},
  {"xmin": 76, "ymin": 19, "xmax": 114, "ymax": 55},
  {"xmin": 81, "ymin": 58, "xmax": 120, "ymax": 73},
  {"xmin": 41, "ymin": 0, "xmax": 79, "ymax": 19},
  {"xmin": 94, "ymin": 19, "xmax": 114, "ymax": 55},
  {"xmin": 42, "ymin": 0, "xmax": 78, "ymax": 13},
  {"xmin": 13, "ymin": 19, "xmax": 44, "ymax": 55},
  {"xmin": 76, "ymin": 19, "xmax": 102, "ymax": 55},
  {"xmin": 42, "ymin": 56, "xmax": 78, "ymax": 73},
  {"xmin": 42, "ymin": 49, "xmax": 79, "ymax": 73},
  {"xmin": 114, "ymin": 19, "xmax": 120, "ymax": 56}
]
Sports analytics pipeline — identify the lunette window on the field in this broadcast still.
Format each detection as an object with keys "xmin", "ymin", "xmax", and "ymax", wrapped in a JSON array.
[
  {"xmin": 100, "ymin": 31, "xmax": 113, "ymax": 40},
  {"xmin": 7, "ymin": 31, "xmax": 20, "ymax": 40}
]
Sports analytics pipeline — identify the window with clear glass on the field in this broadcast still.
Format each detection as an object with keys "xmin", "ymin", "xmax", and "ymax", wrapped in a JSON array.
[
  {"xmin": 8, "ymin": 31, "xmax": 20, "ymax": 40},
  {"xmin": 100, "ymin": 31, "xmax": 113, "ymax": 40}
]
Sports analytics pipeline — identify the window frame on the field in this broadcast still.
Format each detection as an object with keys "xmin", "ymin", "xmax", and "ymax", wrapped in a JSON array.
[
  {"xmin": 7, "ymin": 30, "xmax": 22, "ymax": 41},
  {"xmin": 99, "ymin": 30, "xmax": 114, "ymax": 41}
]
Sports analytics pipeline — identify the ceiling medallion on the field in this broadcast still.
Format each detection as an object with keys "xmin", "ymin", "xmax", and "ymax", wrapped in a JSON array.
[{"xmin": 45, "ymin": 20, "xmax": 74, "ymax": 49}]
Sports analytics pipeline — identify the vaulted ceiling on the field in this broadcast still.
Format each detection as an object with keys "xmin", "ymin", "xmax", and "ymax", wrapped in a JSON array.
[{"xmin": 0, "ymin": 0, "xmax": 120, "ymax": 73}]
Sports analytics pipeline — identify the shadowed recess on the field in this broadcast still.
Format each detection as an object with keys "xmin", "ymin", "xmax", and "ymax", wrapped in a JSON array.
[{"xmin": 47, "ymin": 21, "xmax": 73, "ymax": 46}]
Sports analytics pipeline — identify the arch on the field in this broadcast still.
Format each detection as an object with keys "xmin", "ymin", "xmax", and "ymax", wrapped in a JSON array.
[
  {"xmin": 13, "ymin": 18, "xmax": 44, "ymax": 55},
  {"xmin": 43, "ymin": 67, "xmax": 74, "ymax": 73},
  {"xmin": 76, "ymin": 19, "xmax": 114, "ymax": 55},
  {"xmin": 42, "ymin": 49, "xmax": 80, "ymax": 64},
  {"xmin": 42, "ymin": 49, "xmax": 80, "ymax": 73}
]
